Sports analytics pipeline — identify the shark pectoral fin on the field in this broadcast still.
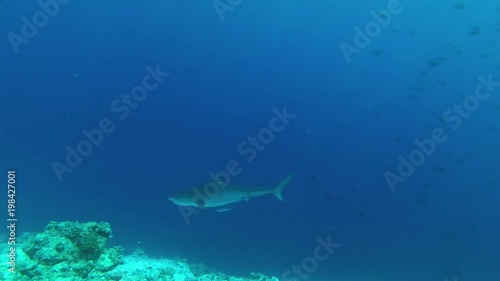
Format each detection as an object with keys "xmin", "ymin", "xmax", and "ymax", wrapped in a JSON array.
[
  {"xmin": 216, "ymin": 208, "xmax": 231, "ymax": 213},
  {"xmin": 195, "ymin": 198, "xmax": 206, "ymax": 208},
  {"xmin": 243, "ymin": 196, "xmax": 250, "ymax": 202}
]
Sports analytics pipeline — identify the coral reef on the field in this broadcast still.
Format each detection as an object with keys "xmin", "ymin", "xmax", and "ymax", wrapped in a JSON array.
[{"xmin": 0, "ymin": 221, "xmax": 279, "ymax": 281}]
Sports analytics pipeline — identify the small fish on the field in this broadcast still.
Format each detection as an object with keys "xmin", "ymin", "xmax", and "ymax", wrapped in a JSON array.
[
  {"xmin": 323, "ymin": 192, "xmax": 332, "ymax": 200},
  {"xmin": 427, "ymin": 60, "xmax": 440, "ymax": 67},
  {"xmin": 418, "ymin": 197, "xmax": 428, "ymax": 206},
  {"xmin": 436, "ymin": 166, "xmax": 446, "ymax": 173},
  {"xmin": 444, "ymin": 234, "xmax": 456, "ymax": 241},
  {"xmin": 376, "ymin": 11, "xmax": 388, "ymax": 21},
  {"xmin": 462, "ymin": 190, "xmax": 471, "ymax": 199},
  {"xmin": 469, "ymin": 26, "xmax": 481, "ymax": 35}
]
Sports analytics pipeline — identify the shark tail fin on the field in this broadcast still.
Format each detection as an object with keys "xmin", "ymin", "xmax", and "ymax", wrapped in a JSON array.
[{"xmin": 273, "ymin": 173, "xmax": 295, "ymax": 201}]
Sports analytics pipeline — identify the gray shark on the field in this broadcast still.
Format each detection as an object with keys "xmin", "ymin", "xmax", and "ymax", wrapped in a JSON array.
[{"xmin": 168, "ymin": 173, "xmax": 295, "ymax": 211}]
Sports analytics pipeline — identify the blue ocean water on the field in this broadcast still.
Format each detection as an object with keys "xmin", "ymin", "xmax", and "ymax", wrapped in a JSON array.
[{"xmin": 1, "ymin": 0, "xmax": 499, "ymax": 280}]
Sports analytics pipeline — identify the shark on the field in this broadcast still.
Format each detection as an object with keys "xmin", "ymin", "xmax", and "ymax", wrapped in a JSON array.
[{"xmin": 168, "ymin": 173, "xmax": 295, "ymax": 211}]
